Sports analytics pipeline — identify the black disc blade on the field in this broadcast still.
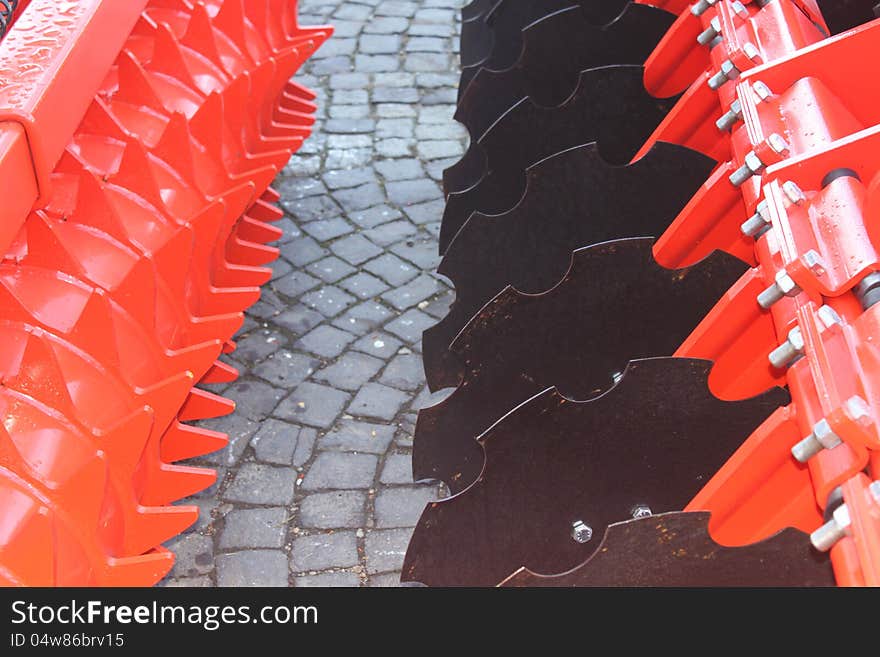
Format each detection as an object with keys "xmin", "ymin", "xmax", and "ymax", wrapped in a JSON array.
[
  {"xmin": 454, "ymin": 4, "xmax": 674, "ymax": 159},
  {"xmin": 425, "ymin": 142, "xmax": 716, "ymax": 391},
  {"xmin": 815, "ymin": 1, "xmax": 877, "ymax": 35},
  {"xmin": 501, "ymin": 512, "xmax": 834, "ymax": 587},
  {"xmin": 441, "ymin": 65, "xmax": 678, "ymax": 253},
  {"xmin": 413, "ymin": 239, "xmax": 749, "ymax": 492},
  {"xmin": 462, "ymin": 0, "xmax": 494, "ymax": 22},
  {"xmin": 404, "ymin": 358, "xmax": 789, "ymax": 587}
]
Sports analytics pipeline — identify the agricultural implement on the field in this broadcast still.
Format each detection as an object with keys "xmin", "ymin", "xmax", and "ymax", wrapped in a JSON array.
[
  {"xmin": 405, "ymin": 0, "xmax": 880, "ymax": 587},
  {"xmin": 0, "ymin": 0, "xmax": 329, "ymax": 586}
]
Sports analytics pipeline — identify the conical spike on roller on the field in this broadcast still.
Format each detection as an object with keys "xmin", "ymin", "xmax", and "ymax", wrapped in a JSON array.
[
  {"xmin": 223, "ymin": 339, "xmax": 236, "ymax": 355},
  {"xmin": 261, "ymin": 186, "xmax": 281, "ymax": 203},
  {"xmin": 499, "ymin": 512, "xmax": 834, "ymax": 587},
  {"xmin": 4, "ymin": 331, "xmax": 76, "ymax": 414},
  {"xmin": 0, "ymin": 484, "xmax": 55, "ymax": 586},
  {"xmin": 104, "ymin": 548, "xmax": 175, "ymax": 587},
  {"xmin": 112, "ymin": 142, "xmax": 169, "ymax": 215},
  {"xmin": 226, "ymin": 236, "xmax": 280, "ymax": 267},
  {"xmin": 115, "ymin": 50, "xmax": 167, "ymax": 114},
  {"xmin": 80, "ymin": 98, "xmax": 132, "ymax": 143},
  {"xmin": 69, "ymin": 290, "xmax": 123, "ymax": 374},
  {"xmin": 213, "ymin": 0, "xmax": 253, "ymax": 64},
  {"xmin": 248, "ymin": 198, "xmax": 283, "ymax": 222},
  {"xmin": 403, "ymin": 358, "xmax": 789, "ymax": 587},
  {"xmin": 19, "ymin": 215, "xmax": 88, "ymax": 282},
  {"xmin": 141, "ymin": 463, "xmax": 216, "ymax": 507},
  {"xmin": 455, "ymin": 4, "xmax": 675, "ymax": 154},
  {"xmin": 98, "ymin": 406, "xmax": 154, "ymax": 480},
  {"xmin": 426, "ymin": 143, "xmax": 716, "ymax": 389},
  {"xmin": 414, "ymin": 239, "xmax": 748, "ymax": 491},
  {"xmin": 442, "ymin": 66, "xmax": 679, "ymax": 222},
  {"xmin": 113, "ymin": 256, "xmax": 159, "ymax": 333},
  {"xmin": 166, "ymin": 340, "xmax": 223, "ymax": 385},
  {"xmin": 212, "ymin": 262, "xmax": 272, "ymax": 289},
  {"xmin": 182, "ymin": 2, "xmax": 227, "ymax": 73},
  {"xmin": 160, "ymin": 421, "xmax": 228, "ymax": 462},
  {"xmin": 187, "ymin": 91, "xmax": 226, "ymax": 162},
  {"xmin": 52, "ymin": 454, "xmax": 107, "ymax": 536},
  {"xmin": 235, "ymin": 216, "xmax": 283, "ymax": 244},
  {"xmin": 150, "ymin": 22, "xmax": 200, "ymax": 91},
  {"xmin": 71, "ymin": 172, "xmax": 131, "ymax": 246},
  {"xmin": 177, "ymin": 388, "xmax": 235, "ymax": 422},
  {"xmin": 153, "ymin": 112, "xmax": 199, "ymax": 189},
  {"xmin": 200, "ymin": 359, "xmax": 239, "ymax": 384},
  {"xmin": 126, "ymin": 505, "xmax": 198, "ymax": 557},
  {"xmin": 136, "ymin": 372, "xmax": 195, "ymax": 439}
]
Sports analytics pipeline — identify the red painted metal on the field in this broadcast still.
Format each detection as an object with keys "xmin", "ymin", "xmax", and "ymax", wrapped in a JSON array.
[{"xmin": 0, "ymin": 0, "xmax": 330, "ymax": 586}]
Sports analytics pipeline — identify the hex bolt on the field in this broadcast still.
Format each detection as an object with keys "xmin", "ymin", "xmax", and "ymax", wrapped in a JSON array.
[
  {"xmin": 731, "ymin": 1, "xmax": 749, "ymax": 19},
  {"xmin": 869, "ymin": 481, "xmax": 880, "ymax": 505},
  {"xmin": 752, "ymin": 81, "xmax": 773, "ymax": 102},
  {"xmin": 810, "ymin": 504, "xmax": 851, "ymax": 552},
  {"xmin": 782, "ymin": 181, "xmax": 806, "ymax": 205},
  {"xmin": 729, "ymin": 150, "xmax": 766, "ymax": 186},
  {"xmin": 698, "ymin": 17, "xmax": 722, "ymax": 46},
  {"xmin": 742, "ymin": 42, "xmax": 762, "ymax": 63},
  {"xmin": 691, "ymin": 0, "xmax": 718, "ymax": 16},
  {"xmin": 768, "ymin": 326, "xmax": 804, "ymax": 369},
  {"xmin": 816, "ymin": 305, "xmax": 842, "ymax": 330},
  {"xmin": 631, "ymin": 505, "xmax": 653, "ymax": 519},
  {"xmin": 802, "ymin": 250, "xmax": 826, "ymax": 277},
  {"xmin": 716, "ymin": 99, "xmax": 743, "ymax": 132},
  {"xmin": 708, "ymin": 59, "xmax": 741, "ymax": 90},
  {"xmin": 767, "ymin": 133, "xmax": 791, "ymax": 158},
  {"xmin": 791, "ymin": 418, "xmax": 842, "ymax": 463},
  {"xmin": 740, "ymin": 199, "xmax": 770, "ymax": 237},
  {"xmin": 757, "ymin": 270, "xmax": 801, "ymax": 309},
  {"xmin": 571, "ymin": 520, "xmax": 593, "ymax": 544}
]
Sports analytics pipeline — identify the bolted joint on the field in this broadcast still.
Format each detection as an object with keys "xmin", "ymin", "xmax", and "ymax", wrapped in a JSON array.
[
  {"xmin": 782, "ymin": 181, "xmax": 807, "ymax": 206},
  {"xmin": 697, "ymin": 17, "xmax": 722, "ymax": 46},
  {"xmin": 731, "ymin": 1, "xmax": 749, "ymax": 19},
  {"xmin": 757, "ymin": 270, "xmax": 801, "ymax": 309},
  {"xmin": 791, "ymin": 418, "xmax": 842, "ymax": 463},
  {"xmin": 691, "ymin": 0, "xmax": 719, "ymax": 16},
  {"xmin": 768, "ymin": 326, "xmax": 804, "ymax": 370},
  {"xmin": 752, "ymin": 81, "xmax": 773, "ymax": 102},
  {"xmin": 729, "ymin": 150, "xmax": 764, "ymax": 186},
  {"xmin": 816, "ymin": 305, "xmax": 843, "ymax": 330},
  {"xmin": 631, "ymin": 505, "xmax": 653, "ymax": 519},
  {"xmin": 802, "ymin": 250, "xmax": 826, "ymax": 277},
  {"xmin": 870, "ymin": 481, "xmax": 880, "ymax": 505},
  {"xmin": 741, "ymin": 199, "xmax": 770, "ymax": 237},
  {"xmin": 571, "ymin": 520, "xmax": 593, "ymax": 544},
  {"xmin": 811, "ymin": 504, "xmax": 851, "ymax": 552},
  {"xmin": 742, "ymin": 42, "xmax": 763, "ymax": 64},
  {"xmin": 708, "ymin": 59, "xmax": 741, "ymax": 90},
  {"xmin": 716, "ymin": 99, "xmax": 743, "ymax": 132},
  {"xmin": 766, "ymin": 133, "xmax": 791, "ymax": 158}
]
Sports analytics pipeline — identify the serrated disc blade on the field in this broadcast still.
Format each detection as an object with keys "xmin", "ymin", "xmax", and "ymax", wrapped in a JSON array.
[
  {"xmin": 441, "ymin": 65, "xmax": 678, "ymax": 252},
  {"xmin": 425, "ymin": 142, "xmax": 716, "ymax": 391},
  {"xmin": 414, "ymin": 239, "xmax": 748, "ymax": 492},
  {"xmin": 454, "ymin": 3, "xmax": 674, "ymax": 162},
  {"xmin": 500, "ymin": 512, "xmax": 834, "ymax": 587},
  {"xmin": 815, "ymin": 0, "xmax": 874, "ymax": 35},
  {"xmin": 404, "ymin": 358, "xmax": 789, "ymax": 587}
]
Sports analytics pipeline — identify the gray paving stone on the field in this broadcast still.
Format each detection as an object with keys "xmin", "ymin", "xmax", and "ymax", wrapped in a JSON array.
[
  {"xmin": 365, "ymin": 528, "xmax": 413, "ymax": 574},
  {"xmin": 300, "ymin": 285, "xmax": 357, "ymax": 317},
  {"xmin": 280, "ymin": 236, "xmax": 328, "ymax": 267},
  {"xmin": 331, "ymin": 234, "xmax": 384, "ymax": 265},
  {"xmin": 374, "ymin": 158, "xmax": 424, "ymax": 181},
  {"xmin": 349, "ymin": 204, "xmax": 404, "ymax": 229},
  {"xmin": 339, "ymin": 271, "xmax": 390, "ymax": 299},
  {"xmin": 306, "ymin": 255, "xmax": 357, "ymax": 283},
  {"xmin": 384, "ymin": 308, "xmax": 437, "ymax": 343},
  {"xmin": 301, "ymin": 452, "xmax": 378, "ymax": 490},
  {"xmin": 363, "ymin": 219, "xmax": 418, "ymax": 247},
  {"xmin": 220, "ymin": 507, "xmax": 288, "ymax": 550},
  {"xmin": 300, "ymin": 217, "xmax": 354, "ymax": 242},
  {"xmin": 273, "ymin": 305, "xmax": 324, "ymax": 335},
  {"xmin": 251, "ymin": 419, "xmax": 316, "ymax": 467},
  {"xmin": 381, "ymin": 273, "xmax": 443, "ymax": 310},
  {"xmin": 325, "ymin": 118, "xmax": 376, "ymax": 134},
  {"xmin": 347, "ymin": 382, "xmax": 410, "ymax": 421},
  {"xmin": 282, "ymin": 194, "xmax": 341, "ymax": 223},
  {"xmin": 333, "ymin": 182, "xmax": 386, "ymax": 213},
  {"xmin": 354, "ymin": 54, "xmax": 400, "ymax": 72},
  {"xmin": 163, "ymin": 576, "xmax": 213, "ymax": 588},
  {"xmin": 234, "ymin": 329, "xmax": 288, "ymax": 364},
  {"xmin": 252, "ymin": 350, "xmax": 320, "ymax": 388},
  {"xmin": 295, "ymin": 572, "xmax": 361, "ymax": 587},
  {"xmin": 275, "ymin": 382, "xmax": 351, "ymax": 429},
  {"xmin": 390, "ymin": 237, "xmax": 442, "ymax": 270},
  {"xmin": 291, "ymin": 532, "xmax": 360, "ymax": 572},
  {"xmin": 352, "ymin": 332, "xmax": 403, "ymax": 359},
  {"xmin": 380, "ymin": 453, "xmax": 414, "ymax": 485},
  {"xmin": 300, "ymin": 491, "xmax": 367, "ymax": 528},
  {"xmin": 403, "ymin": 199, "xmax": 445, "ymax": 225},
  {"xmin": 373, "ymin": 87, "xmax": 420, "ymax": 103},
  {"xmin": 223, "ymin": 379, "xmax": 286, "ymax": 422},
  {"xmin": 374, "ymin": 486, "xmax": 438, "ymax": 528},
  {"xmin": 295, "ymin": 324, "xmax": 356, "ymax": 358},
  {"xmin": 332, "ymin": 301, "xmax": 394, "ymax": 336},
  {"xmin": 376, "ymin": 138, "xmax": 414, "ymax": 158},
  {"xmin": 323, "ymin": 167, "xmax": 376, "ymax": 191},
  {"xmin": 417, "ymin": 140, "xmax": 463, "ymax": 160},
  {"xmin": 359, "ymin": 34, "xmax": 402, "ymax": 54},
  {"xmin": 197, "ymin": 413, "xmax": 258, "ymax": 467},
  {"xmin": 223, "ymin": 464, "xmax": 296, "ymax": 506},
  {"xmin": 380, "ymin": 354, "xmax": 424, "ymax": 391},
  {"xmin": 314, "ymin": 351, "xmax": 384, "ymax": 391},
  {"xmin": 364, "ymin": 16, "xmax": 409, "ymax": 33},
  {"xmin": 363, "ymin": 253, "xmax": 418, "ymax": 286},
  {"xmin": 166, "ymin": 533, "xmax": 214, "ymax": 578},
  {"xmin": 368, "ymin": 572, "xmax": 402, "ymax": 587},
  {"xmin": 319, "ymin": 419, "xmax": 396, "ymax": 454},
  {"xmin": 216, "ymin": 551, "xmax": 289, "ymax": 587}
]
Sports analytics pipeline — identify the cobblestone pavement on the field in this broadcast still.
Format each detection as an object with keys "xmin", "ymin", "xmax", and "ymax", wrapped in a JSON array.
[{"xmin": 161, "ymin": 0, "xmax": 465, "ymax": 587}]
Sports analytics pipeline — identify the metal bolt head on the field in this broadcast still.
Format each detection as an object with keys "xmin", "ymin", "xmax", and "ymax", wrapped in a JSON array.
[
  {"xmin": 817, "ymin": 305, "xmax": 842, "ymax": 330},
  {"xmin": 731, "ymin": 1, "xmax": 749, "ymax": 18},
  {"xmin": 742, "ymin": 42, "xmax": 762, "ymax": 63},
  {"xmin": 691, "ymin": 0, "xmax": 718, "ymax": 17},
  {"xmin": 721, "ymin": 59, "xmax": 740, "ymax": 80},
  {"xmin": 752, "ymin": 81, "xmax": 773, "ymax": 102},
  {"xmin": 767, "ymin": 133, "xmax": 790, "ymax": 157},
  {"xmin": 788, "ymin": 326, "xmax": 805, "ymax": 351},
  {"xmin": 571, "ymin": 520, "xmax": 593, "ymax": 544},
  {"xmin": 775, "ymin": 270, "xmax": 799, "ymax": 295},
  {"xmin": 802, "ymin": 250, "xmax": 826, "ymax": 277},
  {"xmin": 782, "ymin": 181, "xmax": 806, "ymax": 205},
  {"xmin": 844, "ymin": 395, "xmax": 872, "ymax": 426},
  {"xmin": 812, "ymin": 418, "xmax": 842, "ymax": 450},
  {"xmin": 869, "ymin": 481, "xmax": 880, "ymax": 505},
  {"xmin": 631, "ymin": 505, "xmax": 653, "ymax": 519}
]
